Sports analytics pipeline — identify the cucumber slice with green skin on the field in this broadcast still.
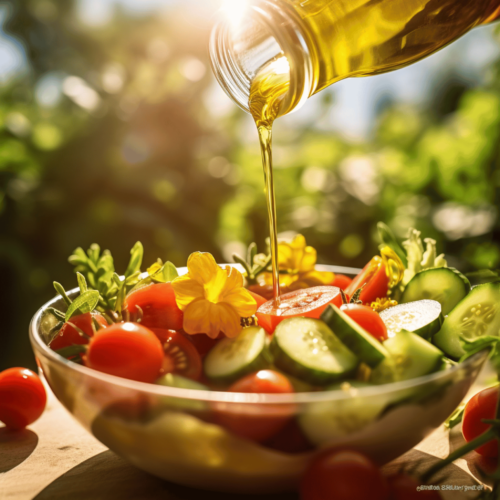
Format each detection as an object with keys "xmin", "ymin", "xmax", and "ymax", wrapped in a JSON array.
[
  {"xmin": 379, "ymin": 300, "xmax": 443, "ymax": 340},
  {"xmin": 370, "ymin": 330, "xmax": 443, "ymax": 384},
  {"xmin": 320, "ymin": 304, "xmax": 389, "ymax": 368},
  {"xmin": 401, "ymin": 267, "xmax": 471, "ymax": 316},
  {"xmin": 433, "ymin": 282, "xmax": 500, "ymax": 359},
  {"xmin": 299, "ymin": 381, "xmax": 388, "ymax": 445},
  {"xmin": 204, "ymin": 326, "xmax": 271, "ymax": 384},
  {"xmin": 271, "ymin": 317, "xmax": 358, "ymax": 385}
]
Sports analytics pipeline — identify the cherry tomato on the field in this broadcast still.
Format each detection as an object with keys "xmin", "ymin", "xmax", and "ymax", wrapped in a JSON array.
[
  {"xmin": 50, "ymin": 312, "xmax": 108, "ymax": 351},
  {"xmin": 85, "ymin": 322, "xmax": 164, "ymax": 383},
  {"xmin": 247, "ymin": 284, "xmax": 278, "ymax": 301},
  {"xmin": 188, "ymin": 332, "xmax": 222, "ymax": 358},
  {"xmin": 340, "ymin": 304, "xmax": 388, "ymax": 341},
  {"xmin": 256, "ymin": 286, "xmax": 342, "ymax": 333},
  {"xmin": 332, "ymin": 274, "xmax": 353, "ymax": 290},
  {"xmin": 214, "ymin": 370, "xmax": 295, "ymax": 442},
  {"xmin": 462, "ymin": 385, "xmax": 499, "ymax": 457},
  {"xmin": 0, "ymin": 368, "xmax": 47, "ymax": 430},
  {"xmin": 149, "ymin": 328, "xmax": 202, "ymax": 381},
  {"xmin": 300, "ymin": 449, "xmax": 388, "ymax": 500},
  {"xmin": 345, "ymin": 257, "xmax": 390, "ymax": 305},
  {"xmin": 123, "ymin": 283, "xmax": 183, "ymax": 331},
  {"xmin": 248, "ymin": 290, "xmax": 267, "ymax": 309},
  {"xmin": 387, "ymin": 473, "xmax": 442, "ymax": 499}
]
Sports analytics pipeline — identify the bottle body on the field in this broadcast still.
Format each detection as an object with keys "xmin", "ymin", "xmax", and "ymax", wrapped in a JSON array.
[{"xmin": 210, "ymin": 0, "xmax": 500, "ymax": 117}]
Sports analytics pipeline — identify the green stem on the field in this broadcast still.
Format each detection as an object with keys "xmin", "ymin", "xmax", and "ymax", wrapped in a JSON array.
[{"xmin": 421, "ymin": 428, "xmax": 497, "ymax": 483}]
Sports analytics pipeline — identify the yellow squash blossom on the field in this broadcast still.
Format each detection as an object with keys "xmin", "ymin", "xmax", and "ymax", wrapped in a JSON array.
[
  {"xmin": 172, "ymin": 252, "xmax": 257, "ymax": 339},
  {"xmin": 264, "ymin": 234, "xmax": 334, "ymax": 290}
]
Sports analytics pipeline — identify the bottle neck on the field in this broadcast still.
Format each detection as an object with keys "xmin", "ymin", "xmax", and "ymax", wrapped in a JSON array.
[{"xmin": 209, "ymin": 0, "xmax": 315, "ymax": 119}]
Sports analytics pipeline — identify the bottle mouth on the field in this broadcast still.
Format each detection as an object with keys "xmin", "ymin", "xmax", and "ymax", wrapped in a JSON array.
[{"xmin": 209, "ymin": 0, "xmax": 313, "ymax": 119}]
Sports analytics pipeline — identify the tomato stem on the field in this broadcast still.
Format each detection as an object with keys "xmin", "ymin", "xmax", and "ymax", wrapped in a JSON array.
[{"xmin": 421, "ymin": 428, "xmax": 498, "ymax": 483}]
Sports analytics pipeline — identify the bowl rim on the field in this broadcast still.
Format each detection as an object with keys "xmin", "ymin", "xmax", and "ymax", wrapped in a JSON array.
[{"xmin": 30, "ymin": 264, "xmax": 489, "ymax": 405}]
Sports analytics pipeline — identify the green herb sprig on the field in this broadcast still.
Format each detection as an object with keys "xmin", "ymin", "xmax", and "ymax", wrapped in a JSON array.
[{"xmin": 233, "ymin": 242, "xmax": 271, "ymax": 286}]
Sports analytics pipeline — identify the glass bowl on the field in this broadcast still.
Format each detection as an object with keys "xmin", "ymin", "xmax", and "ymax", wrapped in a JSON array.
[{"xmin": 29, "ymin": 265, "xmax": 488, "ymax": 494}]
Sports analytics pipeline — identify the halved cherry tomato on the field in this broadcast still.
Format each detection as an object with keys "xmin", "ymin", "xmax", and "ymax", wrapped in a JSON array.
[
  {"xmin": 256, "ymin": 286, "xmax": 342, "ymax": 333},
  {"xmin": 149, "ymin": 328, "xmax": 202, "ymax": 381},
  {"xmin": 332, "ymin": 274, "xmax": 353, "ymax": 290},
  {"xmin": 50, "ymin": 312, "xmax": 108, "ymax": 351},
  {"xmin": 345, "ymin": 257, "xmax": 389, "ymax": 304},
  {"xmin": 123, "ymin": 283, "xmax": 183, "ymax": 331},
  {"xmin": 462, "ymin": 385, "xmax": 499, "ymax": 457},
  {"xmin": 301, "ymin": 449, "xmax": 388, "ymax": 500},
  {"xmin": 386, "ymin": 473, "xmax": 442, "ymax": 499},
  {"xmin": 340, "ymin": 304, "xmax": 388, "ymax": 341},
  {"xmin": 214, "ymin": 370, "xmax": 295, "ymax": 442},
  {"xmin": 85, "ymin": 322, "xmax": 164, "ymax": 383},
  {"xmin": 247, "ymin": 284, "xmax": 277, "ymax": 301},
  {"xmin": 0, "ymin": 368, "xmax": 47, "ymax": 430}
]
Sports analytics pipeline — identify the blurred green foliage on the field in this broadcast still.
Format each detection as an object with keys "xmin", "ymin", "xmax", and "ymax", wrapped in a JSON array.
[{"xmin": 1, "ymin": 1, "xmax": 500, "ymax": 369}]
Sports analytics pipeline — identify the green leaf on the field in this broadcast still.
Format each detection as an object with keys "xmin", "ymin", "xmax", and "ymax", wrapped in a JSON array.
[
  {"xmin": 444, "ymin": 404, "xmax": 465, "ymax": 429},
  {"xmin": 46, "ymin": 307, "xmax": 66, "ymax": 322},
  {"xmin": 151, "ymin": 261, "xmax": 178, "ymax": 283},
  {"xmin": 65, "ymin": 290, "xmax": 100, "ymax": 321},
  {"xmin": 76, "ymin": 272, "xmax": 88, "ymax": 293},
  {"xmin": 124, "ymin": 241, "xmax": 143, "ymax": 278},
  {"xmin": 53, "ymin": 282, "xmax": 72, "ymax": 307},
  {"xmin": 55, "ymin": 345, "xmax": 87, "ymax": 359}
]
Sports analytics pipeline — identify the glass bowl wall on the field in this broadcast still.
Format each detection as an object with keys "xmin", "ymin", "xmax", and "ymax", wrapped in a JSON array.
[{"xmin": 30, "ymin": 265, "xmax": 488, "ymax": 494}]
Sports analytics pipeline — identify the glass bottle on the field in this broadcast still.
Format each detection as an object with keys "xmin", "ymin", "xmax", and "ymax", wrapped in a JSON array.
[{"xmin": 210, "ymin": 0, "xmax": 500, "ymax": 118}]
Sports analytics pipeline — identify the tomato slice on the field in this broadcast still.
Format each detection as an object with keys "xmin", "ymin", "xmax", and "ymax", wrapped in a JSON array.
[
  {"xmin": 248, "ymin": 290, "xmax": 268, "ymax": 309},
  {"xmin": 123, "ymin": 283, "xmax": 183, "ymax": 331},
  {"xmin": 150, "ymin": 328, "xmax": 202, "ymax": 381},
  {"xmin": 345, "ymin": 257, "xmax": 390, "ymax": 305},
  {"xmin": 340, "ymin": 304, "xmax": 388, "ymax": 341},
  {"xmin": 256, "ymin": 286, "xmax": 342, "ymax": 333}
]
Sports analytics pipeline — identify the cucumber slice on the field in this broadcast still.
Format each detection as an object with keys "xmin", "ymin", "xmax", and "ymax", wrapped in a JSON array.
[
  {"xmin": 320, "ymin": 304, "xmax": 389, "ymax": 368},
  {"xmin": 401, "ymin": 267, "xmax": 471, "ymax": 315},
  {"xmin": 156, "ymin": 374, "xmax": 209, "ymax": 412},
  {"xmin": 433, "ymin": 282, "xmax": 500, "ymax": 359},
  {"xmin": 379, "ymin": 300, "xmax": 443, "ymax": 340},
  {"xmin": 204, "ymin": 326, "xmax": 271, "ymax": 383},
  {"xmin": 271, "ymin": 317, "xmax": 358, "ymax": 385},
  {"xmin": 370, "ymin": 330, "xmax": 443, "ymax": 384},
  {"xmin": 299, "ymin": 381, "xmax": 388, "ymax": 445}
]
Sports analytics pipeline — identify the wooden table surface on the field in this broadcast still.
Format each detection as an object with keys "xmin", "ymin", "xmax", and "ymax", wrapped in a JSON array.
[{"xmin": 0, "ymin": 366, "xmax": 495, "ymax": 500}]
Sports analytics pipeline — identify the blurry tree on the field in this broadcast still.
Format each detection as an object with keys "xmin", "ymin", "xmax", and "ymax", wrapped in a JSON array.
[{"xmin": 0, "ymin": 0, "xmax": 499, "ymax": 369}]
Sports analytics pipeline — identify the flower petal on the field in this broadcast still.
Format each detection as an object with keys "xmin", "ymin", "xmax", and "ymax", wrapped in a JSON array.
[
  {"xmin": 300, "ymin": 246, "xmax": 317, "ymax": 272},
  {"xmin": 187, "ymin": 252, "xmax": 219, "ymax": 286},
  {"xmin": 222, "ymin": 287, "xmax": 258, "ymax": 318},
  {"xmin": 183, "ymin": 298, "xmax": 220, "ymax": 338},
  {"xmin": 171, "ymin": 274, "xmax": 205, "ymax": 310},
  {"xmin": 215, "ymin": 302, "xmax": 243, "ymax": 338},
  {"xmin": 205, "ymin": 265, "xmax": 227, "ymax": 303}
]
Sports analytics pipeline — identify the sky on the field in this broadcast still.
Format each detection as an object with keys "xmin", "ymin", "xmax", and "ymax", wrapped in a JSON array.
[{"xmin": 0, "ymin": 0, "xmax": 498, "ymax": 139}]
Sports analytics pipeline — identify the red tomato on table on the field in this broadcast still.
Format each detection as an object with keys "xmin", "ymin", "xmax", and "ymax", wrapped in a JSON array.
[
  {"xmin": 0, "ymin": 368, "xmax": 47, "ymax": 430},
  {"xmin": 214, "ymin": 370, "xmax": 295, "ymax": 442},
  {"xmin": 85, "ymin": 322, "xmax": 164, "ymax": 383},
  {"xmin": 340, "ymin": 303, "xmax": 388, "ymax": 341},
  {"xmin": 148, "ymin": 328, "xmax": 202, "ymax": 381},
  {"xmin": 50, "ymin": 312, "xmax": 108, "ymax": 351},
  {"xmin": 123, "ymin": 283, "xmax": 183, "ymax": 331},
  {"xmin": 345, "ymin": 257, "xmax": 389, "ymax": 305},
  {"xmin": 256, "ymin": 286, "xmax": 342, "ymax": 333},
  {"xmin": 300, "ymin": 449, "xmax": 388, "ymax": 500},
  {"xmin": 462, "ymin": 385, "xmax": 499, "ymax": 457}
]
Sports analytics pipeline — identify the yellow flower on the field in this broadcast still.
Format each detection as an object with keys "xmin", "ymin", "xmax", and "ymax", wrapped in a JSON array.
[
  {"xmin": 172, "ymin": 252, "xmax": 257, "ymax": 339},
  {"xmin": 263, "ymin": 234, "xmax": 334, "ymax": 290}
]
